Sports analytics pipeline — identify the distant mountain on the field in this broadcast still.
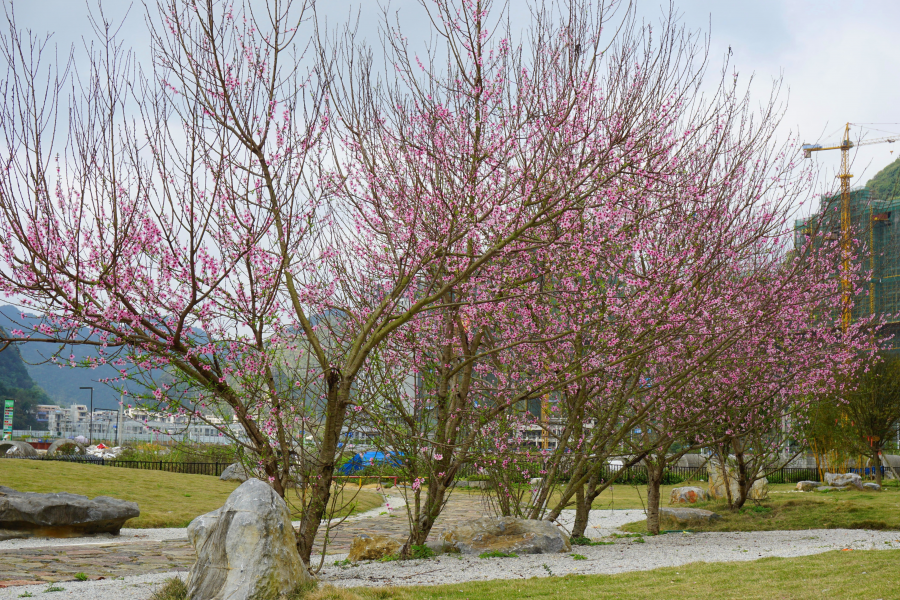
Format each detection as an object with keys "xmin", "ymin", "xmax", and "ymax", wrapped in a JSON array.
[
  {"xmin": 865, "ymin": 156, "xmax": 900, "ymax": 200},
  {"xmin": 0, "ymin": 325, "xmax": 50, "ymax": 429},
  {"xmin": 0, "ymin": 305, "xmax": 135, "ymax": 410}
]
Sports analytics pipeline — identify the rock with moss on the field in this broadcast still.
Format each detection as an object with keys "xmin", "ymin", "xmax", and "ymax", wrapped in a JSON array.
[
  {"xmin": 863, "ymin": 482, "xmax": 882, "ymax": 492},
  {"xmin": 347, "ymin": 534, "xmax": 402, "ymax": 561},
  {"xmin": 186, "ymin": 479, "xmax": 311, "ymax": 600},
  {"xmin": 441, "ymin": 516, "xmax": 570, "ymax": 555}
]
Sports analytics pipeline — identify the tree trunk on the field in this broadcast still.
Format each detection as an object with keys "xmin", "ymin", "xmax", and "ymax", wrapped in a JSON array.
[
  {"xmin": 571, "ymin": 482, "xmax": 589, "ymax": 539},
  {"xmin": 874, "ymin": 447, "xmax": 883, "ymax": 486},
  {"xmin": 295, "ymin": 375, "xmax": 348, "ymax": 563},
  {"xmin": 645, "ymin": 461, "xmax": 664, "ymax": 535},
  {"xmin": 401, "ymin": 474, "xmax": 453, "ymax": 558},
  {"xmin": 731, "ymin": 445, "xmax": 749, "ymax": 510},
  {"xmin": 571, "ymin": 465, "xmax": 602, "ymax": 539}
]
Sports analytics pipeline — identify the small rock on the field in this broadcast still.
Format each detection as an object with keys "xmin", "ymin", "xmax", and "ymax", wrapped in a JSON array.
[
  {"xmin": 220, "ymin": 463, "xmax": 249, "ymax": 482},
  {"xmin": 863, "ymin": 482, "xmax": 882, "ymax": 492},
  {"xmin": 815, "ymin": 485, "xmax": 849, "ymax": 492},
  {"xmin": 824, "ymin": 472, "xmax": 864, "ymax": 490},
  {"xmin": 658, "ymin": 507, "xmax": 722, "ymax": 529},
  {"xmin": 0, "ymin": 486, "xmax": 139, "ymax": 539},
  {"xmin": 186, "ymin": 479, "xmax": 311, "ymax": 600},
  {"xmin": 669, "ymin": 486, "xmax": 708, "ymax": 504},
  {"xmin": 441, "ymin": 516, "xmax": 571, "ymax": 555},
  {"xmin": 795, "ymin": 481, "xmax": 822, "ymax": 492},
  {"xmin": 347, "ymin": 534, "xmax": 402, "ymax": 561}
]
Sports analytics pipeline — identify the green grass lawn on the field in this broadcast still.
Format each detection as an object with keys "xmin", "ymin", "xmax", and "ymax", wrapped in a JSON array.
[
  {"xmin": 618, "ymin": 480, "xmax": 900, "ymax": 533},
  {"xmin": 151, "ymin": 549, "xmax": 900, "ymax": 600},
  {"xmin": 1, "ymin": 459, "xmax": 384, "ymax": 528},
  {"xmin": 303, "ymin": 549, "xmax": 900, "ymax": 600}
]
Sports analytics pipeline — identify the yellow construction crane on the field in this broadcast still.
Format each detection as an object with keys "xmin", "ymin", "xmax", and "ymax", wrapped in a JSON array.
[{"xmin": 802, "ymin": 123, "xmax": 899, "ymax": 330}]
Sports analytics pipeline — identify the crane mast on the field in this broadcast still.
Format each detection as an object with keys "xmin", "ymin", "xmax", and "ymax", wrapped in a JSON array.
[{"xmin": 802, "ymin": 123, "xmax": 898, "ymax": 331}]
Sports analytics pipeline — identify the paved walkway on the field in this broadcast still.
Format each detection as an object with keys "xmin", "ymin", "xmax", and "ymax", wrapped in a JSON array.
[
  {"xmin": 0, "ymin": 490, "xmax": 490, "ymax": 587},
  {"xmin": 0, "ymin": 540, "xmax": 194, "ymax": 587},
  {"xmin": 314, "ymin": 490, "xmax": 487, "ymax": 553}
]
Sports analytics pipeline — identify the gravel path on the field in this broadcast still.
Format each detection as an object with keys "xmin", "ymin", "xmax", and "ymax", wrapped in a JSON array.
[
  {"xmin": 2, "ymin": 511, "xmax": 899, "ymax": 599},
  {"xmin": 320, "ymin": 529, "xmax": 900, "ymax": 588}
]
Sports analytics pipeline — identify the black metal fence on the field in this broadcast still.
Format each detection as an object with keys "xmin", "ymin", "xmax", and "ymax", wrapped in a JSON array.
[
  {"xmin": 2, "ymin": 455, "xmax": 228, "ymax": 477},
  {"xmin": 3, "ymin": 454, "xmax": 883, "ymax": 484}
]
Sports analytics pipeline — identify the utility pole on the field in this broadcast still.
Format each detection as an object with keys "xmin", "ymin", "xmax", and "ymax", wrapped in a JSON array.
[{"xmin": 80, "ymin": 387, "xmax": 93, "ymax": 445}]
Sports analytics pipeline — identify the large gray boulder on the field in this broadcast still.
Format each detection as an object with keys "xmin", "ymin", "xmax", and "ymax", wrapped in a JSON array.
[
  {"xmin": 0, "ymin": 441, "xmax": 37, "ymax": 457},
  {"xmin": 0, "ymin": 486, "xmax": 139, "ymax": 540},
  {"xmin": 441, "ymin": 516, "xmax": 571, "ymax": 555},
  {"xmin": 824, "ymin": 472, "xmax": 864, "ymax": 490},
  {"xmin": 658, "ymin": 507, "xmax": 722, "ymax": 529},
  {"xmin": 796, "ymin": 481, "xmax": 822, "ymax": 492},
  {"xmin": 220, "ymin": 463, "xmax": 250, "ymax": 482},
  {"xmin": 186, "ymin": 478, "xmax": 310, "ymax": 600}
]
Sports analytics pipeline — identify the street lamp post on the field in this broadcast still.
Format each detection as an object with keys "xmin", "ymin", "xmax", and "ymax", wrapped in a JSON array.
[{"xmin": 80, "ymin": 387, "xmax": 93, "ymax": 445}]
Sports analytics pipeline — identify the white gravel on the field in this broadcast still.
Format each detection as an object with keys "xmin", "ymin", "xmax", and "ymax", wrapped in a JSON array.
[
  {"xmin": 555, "ymin": 508, "xmax": 646, "ymax": 537},
  {"xmin": 2, "ymin": 511, "xmax": 900, "ymax": 599},
  {"xmin": 0, "ymin": 572, "xmax": 185, "ymax": 600},
  {"xmin": 320, "ymin": 528, "xmax": 900, "ymax": 588}
]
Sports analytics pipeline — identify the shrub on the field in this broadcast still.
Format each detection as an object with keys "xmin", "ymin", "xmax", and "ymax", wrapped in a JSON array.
[
  {"xmin": 149, "ymin": 577, "xmax": 188, "ymax": 600},
  {"xmin": 411, "ymin": 544, "xmax": 435, "ymax": 560}
]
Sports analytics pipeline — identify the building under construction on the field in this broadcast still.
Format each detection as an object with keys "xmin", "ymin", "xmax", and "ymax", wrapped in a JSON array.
[{"xmin": 795, "ymin": 188, "xmax": 900, "ymax": 336}]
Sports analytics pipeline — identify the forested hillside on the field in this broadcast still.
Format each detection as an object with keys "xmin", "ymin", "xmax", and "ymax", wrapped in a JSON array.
[
  {"xmin": 0, "ymin": 305, "xmax": 184, "ymax": 410},
  {"xmin": 0, "ymin": 327, "xmax": 50, "ymax": 430},
  {"xmin": 865, "ymin": 156, "xmax": 900, "ymax": 200}
]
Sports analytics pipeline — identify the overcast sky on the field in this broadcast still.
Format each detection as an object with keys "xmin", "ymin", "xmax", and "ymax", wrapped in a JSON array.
[{"xmin": 6, "ymin": 0, "xmax": 900, "ymax": 216}]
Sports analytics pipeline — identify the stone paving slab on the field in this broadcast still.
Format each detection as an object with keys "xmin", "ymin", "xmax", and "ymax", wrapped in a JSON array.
[{"xmin": 0, "ymin": 540, "xmax": 193, "ymax": 584}]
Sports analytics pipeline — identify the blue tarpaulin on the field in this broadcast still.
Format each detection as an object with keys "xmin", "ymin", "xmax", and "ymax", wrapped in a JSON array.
[{"xmin": 339, "ymin": 451, "xmax": 401, "ymax": 475}]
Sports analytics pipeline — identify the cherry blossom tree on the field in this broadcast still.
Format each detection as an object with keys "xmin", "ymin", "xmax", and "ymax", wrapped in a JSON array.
[{"xmin": 0, "ymin": 0, "xmax": 877, "ymax": 570}]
